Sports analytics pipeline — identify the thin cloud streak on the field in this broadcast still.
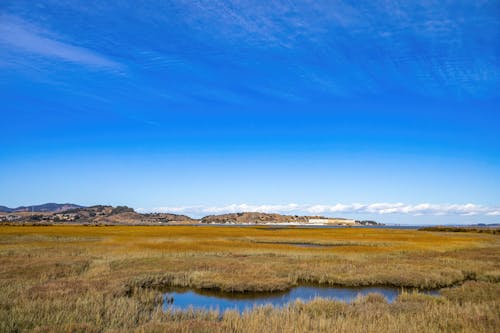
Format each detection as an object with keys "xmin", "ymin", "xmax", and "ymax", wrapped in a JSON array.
[
  {"xmin": 138, "ymin": 203, "xmax": 500, "ymax": 217},
  {"xmin": 0, "ymin": 15, "xmax": 121, "ymax": 70}
]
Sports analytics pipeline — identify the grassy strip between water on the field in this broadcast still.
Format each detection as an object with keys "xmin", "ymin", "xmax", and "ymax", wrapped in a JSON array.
[
  {"xmin": 0, "ymin": 225, "xmax": 499, "ymax": 332},
  {"xmin": 419, "ymin": 226, "xmax": 500, "ymax": 235}
]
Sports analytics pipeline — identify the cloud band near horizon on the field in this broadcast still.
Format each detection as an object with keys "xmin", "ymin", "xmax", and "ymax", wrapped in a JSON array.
[{"xmin": 136, "ymin": 203, "xmax": 500, "ymax": 217}]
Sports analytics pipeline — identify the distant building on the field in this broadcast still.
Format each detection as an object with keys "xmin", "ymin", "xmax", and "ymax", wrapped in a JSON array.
[
  {"xmin": 0, "ymin": 214, "xmax": 22, "ymax": 222},
  {"xmin": 54, "ymin": 213, "xmax": 78, "ymax": 221},
  {"xmin": 308, "ymin": 218, "xmax": 357, "ymax": 225}
]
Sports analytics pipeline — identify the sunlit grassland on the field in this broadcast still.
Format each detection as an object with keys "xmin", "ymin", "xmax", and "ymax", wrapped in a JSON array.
[{"xmin": 0, "ymin": 225, "xmax": 499, "ymax": 332}]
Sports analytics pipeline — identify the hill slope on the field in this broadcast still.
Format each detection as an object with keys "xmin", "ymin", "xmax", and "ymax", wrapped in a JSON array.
[
  {"xmin": 202, "ymin": 212, "xmax": 328, "ymax": 224},
  {"xmin": 0, "ymin": 203, "xmax": 83, "ymax": 213}
]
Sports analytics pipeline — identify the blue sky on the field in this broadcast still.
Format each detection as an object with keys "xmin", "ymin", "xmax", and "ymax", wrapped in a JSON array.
[{"xmin": 1, "ymin": 1, "xmax": 499, "ymax": 224}]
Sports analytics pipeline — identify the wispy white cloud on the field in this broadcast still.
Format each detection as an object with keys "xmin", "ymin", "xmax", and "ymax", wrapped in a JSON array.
[
  {"xmin": 172, "ymin": 0, "xmax": 499, "ymax": 98},
  {"xmin": 137, "ymin": 203, "xmax": 500, "ymax": 217},
  {"xmin": 4, "ymin": 1, "xmax": 495, "ymax": 99},
  {"xmin": 0, "ymin": 15, "xmax": 121, "ymax": 70}
]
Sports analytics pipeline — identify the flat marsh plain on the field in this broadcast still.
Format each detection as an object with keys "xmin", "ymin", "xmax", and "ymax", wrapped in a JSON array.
[{"xmin": 0, "ymin": 225, "xmax": 499, "ymax": 332}]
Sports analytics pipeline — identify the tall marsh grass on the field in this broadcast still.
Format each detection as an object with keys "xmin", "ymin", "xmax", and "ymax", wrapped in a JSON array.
[{"xmin": 0, "ymin": 225, "xmax": 499, "ymax": 332}]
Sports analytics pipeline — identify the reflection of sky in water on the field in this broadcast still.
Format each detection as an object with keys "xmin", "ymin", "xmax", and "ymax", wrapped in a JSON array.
[{"xmin": 164, "ymin": 286, "xmax": 438, "ymax": 313}]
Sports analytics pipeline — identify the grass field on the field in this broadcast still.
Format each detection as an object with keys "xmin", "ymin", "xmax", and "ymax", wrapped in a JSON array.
[{"xmin": 0, "ymin": 225, "xmax": 499, "ymax": 332}]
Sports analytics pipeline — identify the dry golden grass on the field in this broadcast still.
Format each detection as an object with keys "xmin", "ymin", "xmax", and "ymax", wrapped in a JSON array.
[{"xmin": 0, "ymin": 225, "xmax": 499, "ymax": 332}]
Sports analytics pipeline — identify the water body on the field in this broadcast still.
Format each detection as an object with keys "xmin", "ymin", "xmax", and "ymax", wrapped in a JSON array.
[
  {"xmin": 253, "ymin": 241, "xmax": 335, "ymax": 247},
  {"xmin": 163, "ymin": 286, "xmax": 438, "ymax": 314}
]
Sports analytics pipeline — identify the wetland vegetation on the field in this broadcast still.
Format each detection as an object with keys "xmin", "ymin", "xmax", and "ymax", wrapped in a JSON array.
[{"xmin": 0, "ymin": 225, "xmax": 499, "ymax": 332}]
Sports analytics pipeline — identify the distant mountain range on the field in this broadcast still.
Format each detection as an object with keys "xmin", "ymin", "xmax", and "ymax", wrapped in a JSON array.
[
  {"xmin": 0, "ymin": 203, "xmax": 382, "ymax": 226},
  {"xmin": 0, "ymin": 203, "xmax": 83, "ymax": 213},
  {"xmin": 0, "ymin": 204, "xmax": 198, "ymax": 225}
]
